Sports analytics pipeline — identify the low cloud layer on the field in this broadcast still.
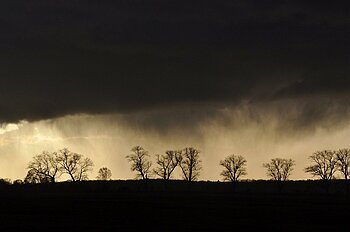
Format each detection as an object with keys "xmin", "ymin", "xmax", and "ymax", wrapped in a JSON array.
[{"xmin": 1, "ymin": 0, "xmax": 350, "ymax": 130}]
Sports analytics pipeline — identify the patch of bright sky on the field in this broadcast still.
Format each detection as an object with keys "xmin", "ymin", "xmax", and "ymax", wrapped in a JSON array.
[{"xmin": 0, "ymin": 121, "xmax": 27, "ymax": 135}]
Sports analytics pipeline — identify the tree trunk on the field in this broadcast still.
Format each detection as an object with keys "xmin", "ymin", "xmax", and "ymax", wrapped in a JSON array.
[{"xmin": 69, "ymin": 172, "xmax": 75, "ymax": 182}]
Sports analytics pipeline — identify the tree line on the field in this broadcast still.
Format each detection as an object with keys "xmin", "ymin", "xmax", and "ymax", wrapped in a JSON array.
[
  {"xmin": 126, "ymin": 146, "xmax": 202, "ymax": 182},
  {"xmin": 23, "ymin": 148, "xmax": 110, "ymax": 184},
  {"xmin": 4, "ymin": 147, "xmax": 350, "ymax": 185},
  {"xmin": 125, "ymin": 146, "xmax": 350, "ymax": 182},
  {"xmin": 126, "ymin": 146, "xmax": 292, "ymax": 182}
]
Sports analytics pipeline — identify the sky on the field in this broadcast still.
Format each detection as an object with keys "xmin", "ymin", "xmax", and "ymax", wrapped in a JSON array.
[{"xmin": 1, "ymin": 0, "xmax": 350, "ymax": 181}]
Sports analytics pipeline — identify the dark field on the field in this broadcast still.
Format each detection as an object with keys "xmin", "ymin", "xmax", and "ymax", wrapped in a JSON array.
[{"xmin": 1, "ymin": 180, "xmax": 349, "ymax": 231}]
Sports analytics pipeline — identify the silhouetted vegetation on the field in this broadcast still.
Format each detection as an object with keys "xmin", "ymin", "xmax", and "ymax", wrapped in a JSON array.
[
  {"xmin": 263, "ymin": 158, "xmax": 295, "ymax": 181},
  {"xmin": 153, "ymin": 150, "xmax": 182, "ymax": 180},
  {"xmin": 56, "ymin": 148, "xmax": 94, "ymax": 181},
  {"xmin": 24, "ymin": 168, "xmax": 51, "ymax": 183},
  {"xmin": 96, "ymin": 167, "xmax": 112, "ymax": 180},
  {"xmin": 13, "ymin": 179, "xmax": 23, "ymax": 185},
  {"xmin": 6, "ymin": 146, "xmax": 350, "ymax": 231},
  {"xmin": 179, "ymin": 147, "xmax": 202, "ymax": 182},
  {"xmin": 18, "ymin": 146, "xmax": 350, "ymax": 185},
  {"xmin": 305, "ymin": 150, "xmax": 337, "ymax": 180},
  {"xmin": 219, "ymin": 154, "xmax": 247, "ymax": 182},
  {"xmin": 336, "ymin": 149, "xmax": 350, "ymax": 180},
  {"xmin": 0, "ymin": 178, "xmax": 12, "ymax": 185},
  {"xmin": 27, "ymin": 151, "xmax": 61, "ymax": 183},
  {"xmin": 26, "ymin": 148, "xmax": 94, "ymax": 183},
  {"xmin": 126, "ymin": 146, "xmax": 152, "ymax": 180}
]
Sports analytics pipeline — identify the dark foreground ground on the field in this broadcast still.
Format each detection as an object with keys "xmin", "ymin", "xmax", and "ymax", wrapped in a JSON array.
[{"xmin": 0, "ymin": 180, "xmax": 350, "ymax": 231}]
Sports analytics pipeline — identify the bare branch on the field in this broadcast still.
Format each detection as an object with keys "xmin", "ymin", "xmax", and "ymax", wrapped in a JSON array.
[
  {"xmin": 27, "ymin": 151, "xmax": 61, "ymax": 183},
  {"xmin": 263, "ymin": 158, "xmax": 295, "ymax": 181},
  {"xmin": 305, "ymin": 150, "xmax": 337, "ymax": 180},
  {"xmin": 57, "ymin": 148, "xmax": 94, "ymax": 181},
  {"xmin": 153, "ymin": 150, "xmax": 182, "ymax": 180},
  {"xmin": 126, "ymin": 146, "xmax": 152, "ymax": 180},
  {"xmin": 220, "ymin": 154, "xmax": 247, "ymax": 182},
  {"xmin": 97, "ymin": 167, "xmax": 112, "ymax": 180},
  {"xmin": 336, "ymin": 149, "xmax": 350, "ymax": 180},
  {"xmin": 179, "ymin": 147, "xmax": 202, "ymax": 182}
]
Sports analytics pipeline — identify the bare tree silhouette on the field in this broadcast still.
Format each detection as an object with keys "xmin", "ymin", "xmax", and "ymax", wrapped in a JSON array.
[
  {"xmin": 263, "ymin": 158, "xmax": 295, "ymax": 181},
  {"xmin": 126, "ymin": 146, "xmax": 152, "ymax": 180},
  {"xmin": 27, "ymin": 151, "xmax": 61, "ymax": 183},
  {"xmin": 305, "ymin": 150, "xmax": 337, "ymax": 180},
  {"xmin": 220, "ymin": 154, "xmax": 247, "ymax": 182},
  {"xmin": 179, "ymin": 147, "xmax": 202, "ymax": 182},
  {"xmin": 154, "ymin": 150, "xmax": 182, "ymax": 180},
  {"xmin": 57, "ymin": 148, "xmax": 94, "ymax": 181},
  {"xmin": 336, "ymin": 149, "xmax": 350, "ymax": 180},
  {"xmin": 13, "ymin": 179, "xmax": 24, "ymax": 185},
  {"xmin": 97, "ymin": 167, "xmax": 112, "ymax": 180},
  {"xmin": 24, "ymin": 169, "xmax": 50, "ymax": 183},
  {"xmin": 0, "ymin": 178, "xmax": 12, "ymax": 185}
]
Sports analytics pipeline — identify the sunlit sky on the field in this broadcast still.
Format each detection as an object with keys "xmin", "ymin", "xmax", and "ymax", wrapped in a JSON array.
[{"xmin": 1, "ymin": 111, "xmax": 349, "ymax": 181}]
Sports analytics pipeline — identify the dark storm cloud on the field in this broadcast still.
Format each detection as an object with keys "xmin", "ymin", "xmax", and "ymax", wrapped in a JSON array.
[{"xmin": 1, "ymin": 0, "xmax": 350, "ymax": 125}]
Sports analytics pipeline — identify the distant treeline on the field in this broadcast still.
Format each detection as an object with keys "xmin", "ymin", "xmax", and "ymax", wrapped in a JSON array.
[
  {"xmin": 124, "ymin": 147, "xmax": 350, "ymax": 182},
  {"xmin": 3, "ymin": 147, "xmax": 350, "ymax": 185}
]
